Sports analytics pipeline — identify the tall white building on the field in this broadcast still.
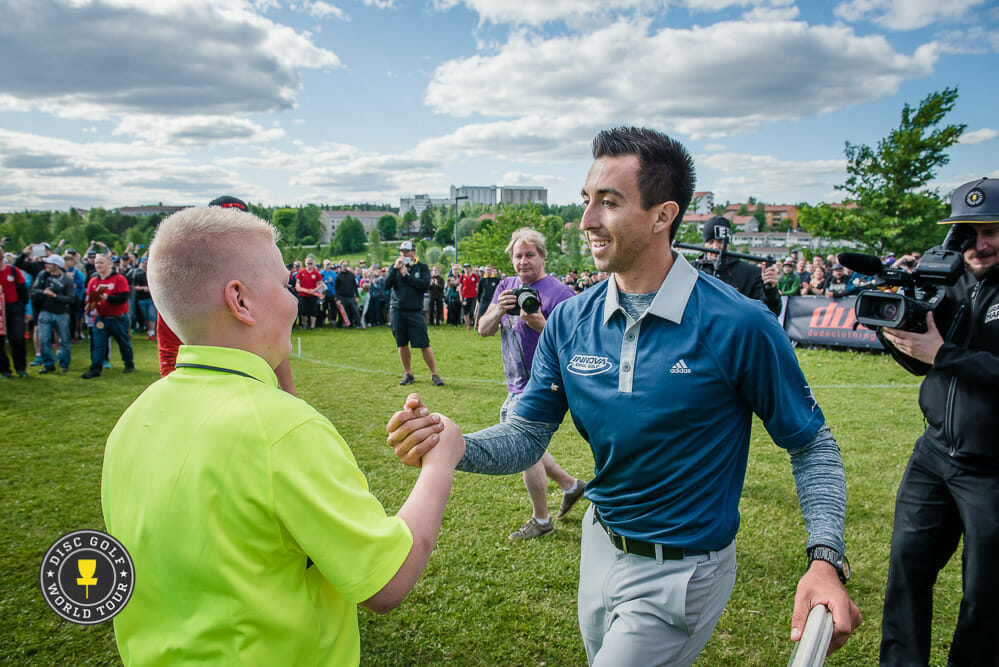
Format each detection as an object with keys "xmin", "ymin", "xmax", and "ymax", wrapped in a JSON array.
[
  {"xmin": 398, "ymin": 194, "xmax": 452, "ymax": 216},
  {"xmin": 499, "ymin": 186, "xmax": 547, "ymax": 205},
  {"xmin": 450, "ymin": 185, "xmax": 496, "ymax": 206}
]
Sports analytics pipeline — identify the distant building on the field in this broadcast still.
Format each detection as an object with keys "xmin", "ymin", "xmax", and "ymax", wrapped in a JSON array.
[
  {"xmin": 689, "ymin": 191, "xmax": 715, "ymax": 215},
  {"xmin": 684, "ymin": 213, "xmax": 758, "ymax": 234},
  {"xmin": 451, "ymin": 185, "xmax": 496, "ymax": 206},
  {"xmin": 723, "ymin": 203, "xmax": 799, "ymax": 229},
  {"xmin": 320, "ymin": 210, "xmax": 394, "ymax": 243},
  {"xmin": 115, "ymin": 205, "xmax": 190, "ymax": 217},
  {"xmin": 499, "ymin": 186, "xmax": 547, "ymax": 205},
  {"xmin": 399, "ymin": 194, "xmax": 452, "ymax": 216}
]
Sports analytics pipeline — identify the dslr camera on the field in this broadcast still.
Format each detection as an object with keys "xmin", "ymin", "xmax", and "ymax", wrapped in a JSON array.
[
  {"xmin": 508, "ymin": 284, "xmax": 541, "ymax": 315},
  {"xmin": 842, "ymin": 224, "xmax": 975, "ymax": 333}
]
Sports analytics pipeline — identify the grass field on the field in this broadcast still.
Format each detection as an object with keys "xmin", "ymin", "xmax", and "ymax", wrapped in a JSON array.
[{"xmin": 1, "ymin": 325, "xmax": 964, "ymax": 665}]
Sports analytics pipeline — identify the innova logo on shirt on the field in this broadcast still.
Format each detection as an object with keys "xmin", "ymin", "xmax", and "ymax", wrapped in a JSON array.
[
  {"xmin": 986, "ymin": 303, "xmax": 999, "ymax": 325},
  {"xmin": 567, "ymin": 354, "xmax": 612, "ymax": 376}
]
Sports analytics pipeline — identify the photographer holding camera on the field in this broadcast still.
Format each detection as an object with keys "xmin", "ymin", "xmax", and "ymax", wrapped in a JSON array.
[
  {"xmin": 477, "ymin": 227, "xmax": 586, "ymax": 540},
  {"xmin": 694, "ymin": 216, "xmax": 781, "ymax": 315},
  {"xmin": 386, "ymin": 240, "xmax": 444, "ymax": 386},
  {"xmin": 878, "ymin": 178, "xmax": 999, "ymax": 666}
]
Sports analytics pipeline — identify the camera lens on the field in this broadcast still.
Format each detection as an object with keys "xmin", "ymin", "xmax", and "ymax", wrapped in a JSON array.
[
  {"xmin": 878, "ymin": 302, "xmax": 899, "ymax": 321},
  {"xmin": 518, "ymin": 292, "xmax": 540, "ymax": 314}
]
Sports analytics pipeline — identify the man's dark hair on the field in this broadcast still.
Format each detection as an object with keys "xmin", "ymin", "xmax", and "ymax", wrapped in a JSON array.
[{"xmin": 592, "ymin": 126, "xmax": 695, "ymax": 241}]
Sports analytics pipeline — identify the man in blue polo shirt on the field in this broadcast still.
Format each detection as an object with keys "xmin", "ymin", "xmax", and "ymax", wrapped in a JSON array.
[{"xmin": 388, "ymin": 126, "xmax": 861, "ymax": 665}]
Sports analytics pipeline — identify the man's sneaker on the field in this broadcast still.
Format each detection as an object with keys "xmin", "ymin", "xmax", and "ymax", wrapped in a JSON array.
[
  {"xmin": 556, "ymin": 479, "xmax": 588, "ymax": 520},
  {"xmin": 103, "ymin": 360, "xmax": 111, "ymax": 369},
  {"xmin": 431, "ymin": 374, "xmax": 445, "ymax": 386},
  {"xmin": 123, "ymin": 366, "xmax": 135, "ymax": 374},
  {"xmin": 81, "ymin": 370, "xmax": 101, "ymax": 379},
  {"xmin": 509, "ymin": 517, "xmax": 554, "ymax": 541},
  {"xmin": 29, "ymin": 356, "xmax": 43, "ymax": 367},
  {"xmin": 17, "ymin": 370, "xmax": 28, "ymax": 378},
  {"xmin": 399, "ymin": 373, "xmax": 416, "ymax": 386},
  {"xmin": 1, "ymin": 372, "xmax": 10, "ymax": 379}
]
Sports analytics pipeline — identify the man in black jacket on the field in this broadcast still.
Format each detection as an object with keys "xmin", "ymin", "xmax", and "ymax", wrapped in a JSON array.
[
  {"xmin": 334, "ymin": 260, "xmax": 362, "ymax": 328},
  {"xmin": 385, "ymin": 241, "xmax": 444, "ymax": 386},
  {"xmin": 694, "ymin": 216, "xmax": 781, "ymax": 314},
  {"xmin": 32, "ymin": 254, "xmax": 76, "ymax": 373},
  {"xmin": 878, "ymin": 177, "xmax": 999, "ymax": 666}
]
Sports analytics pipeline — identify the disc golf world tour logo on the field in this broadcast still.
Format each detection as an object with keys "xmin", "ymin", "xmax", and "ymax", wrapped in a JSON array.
[{"xmin": 40, "ymin": 529, "xmax": 134, "ymax": 625}]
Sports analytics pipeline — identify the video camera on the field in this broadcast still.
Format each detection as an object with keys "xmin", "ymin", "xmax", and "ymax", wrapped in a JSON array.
[
  {"xmin": 841, "ymin": 224, "xmax": 975, "ymax": 333},
  {"xmin": 508, "ymin": 284, "xmax": 540, "ymax": 316}
]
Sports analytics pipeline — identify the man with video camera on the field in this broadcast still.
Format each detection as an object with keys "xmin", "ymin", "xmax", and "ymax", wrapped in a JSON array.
[
  {"xmin": 476, "ymin": 227, "xmax": 585, "ymax": 541},
  {"xmin": 878, "ymin": 178, "xmax": 999, "ymax": 666},
  {"xmin": 695, "ymin": 216, "xmax": 781, "ymax": 315}
]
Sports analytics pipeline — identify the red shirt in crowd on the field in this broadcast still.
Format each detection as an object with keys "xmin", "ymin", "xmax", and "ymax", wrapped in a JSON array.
[
  {"xmin": 296, "ymin": 268, "xmax": 322, "ymax": 296},
  {"xmin": 2, "ymin": 263, "xmax": 25, "ymax": 304},
  {"xmin": 87, "ymin": 273, "xmax": 130, "ymax": 317},
  {"xmin": 459, "ymin": 272, "xmax": 480, "ymax": 299}
]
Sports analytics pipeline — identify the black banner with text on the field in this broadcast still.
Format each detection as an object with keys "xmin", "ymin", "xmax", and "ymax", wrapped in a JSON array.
[{"xmin": 783, "ymin": 295, "xmax": 883, "ymax": 350}]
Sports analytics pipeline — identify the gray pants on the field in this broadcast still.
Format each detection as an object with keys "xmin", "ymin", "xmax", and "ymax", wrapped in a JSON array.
[{"xmin": 578, "ymin": 505, "xmax": 737, "ymax": 666}]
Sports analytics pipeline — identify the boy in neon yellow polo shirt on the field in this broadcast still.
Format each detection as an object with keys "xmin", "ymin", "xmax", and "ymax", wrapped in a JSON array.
[{"xmin": 101, "ymin": 206, "xmax": 463, "ymax": 665}]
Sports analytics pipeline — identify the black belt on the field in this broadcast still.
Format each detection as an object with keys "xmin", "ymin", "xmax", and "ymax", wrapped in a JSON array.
[{"xmin": 594, "ymin": 510, "xmax": 708, "ymax": 560}]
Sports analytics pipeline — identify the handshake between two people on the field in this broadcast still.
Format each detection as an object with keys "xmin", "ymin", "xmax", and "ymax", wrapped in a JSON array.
[{"xmin": 386, "ymin": 393, "xmax": 464, "ymax": 469}]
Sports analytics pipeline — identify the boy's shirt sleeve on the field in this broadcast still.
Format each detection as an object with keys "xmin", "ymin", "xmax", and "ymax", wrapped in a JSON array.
[{"xmin": 270, "ymin": 418, "xmax": 413, "ymax": 604}]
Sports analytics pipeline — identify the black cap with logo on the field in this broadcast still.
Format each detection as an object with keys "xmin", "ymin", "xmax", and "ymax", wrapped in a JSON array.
[{"xmin": 939, "ymin": 178, "xmax": 999, "ymax": 224}]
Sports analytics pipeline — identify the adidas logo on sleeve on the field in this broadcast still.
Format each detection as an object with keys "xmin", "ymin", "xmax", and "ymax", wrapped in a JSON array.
[{"xmin": 669, "ymin": 359, "xmax": 692, "ymax": 374}]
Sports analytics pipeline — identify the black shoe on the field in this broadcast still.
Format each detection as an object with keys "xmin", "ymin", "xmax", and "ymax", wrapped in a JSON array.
[
  {"xmin": 431, "ymin": 374, "xmax": 445, "ymax": 386},
  {"xmin": 39, "ymin": 367, "xmax": 57, "ymax": 374},
  {"xmin": 81, "ymin": 370, "xmax": 101, "ymax": 379},
  {"xmin": 123, "ymin": 366, "xmax": 135, "ymax": 374},
  {"xmin": 399, "ymin": 373, "xmax": 415, "ymax": 386}
]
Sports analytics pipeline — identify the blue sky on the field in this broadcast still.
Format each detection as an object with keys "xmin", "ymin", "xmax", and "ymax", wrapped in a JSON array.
[{"xmin": 0, "ymin": 0, "xmax": 996, "ymax": 211}]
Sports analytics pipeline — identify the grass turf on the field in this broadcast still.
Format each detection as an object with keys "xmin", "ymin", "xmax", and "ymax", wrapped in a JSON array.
[{"xmin": 1, "ymin": 325, "xmax": 963, "ymax": 665}]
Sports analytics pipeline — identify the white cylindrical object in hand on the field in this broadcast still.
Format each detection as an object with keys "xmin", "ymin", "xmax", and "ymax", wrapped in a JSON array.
[{"xmin": 787, "ymin": 604, "xmax": 834, "ymax": 667}]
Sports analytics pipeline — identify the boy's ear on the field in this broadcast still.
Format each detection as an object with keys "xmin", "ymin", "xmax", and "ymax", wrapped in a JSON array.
[{"xmin": 223, "ymin": 280, "xmax": 255, "ymax": 325}]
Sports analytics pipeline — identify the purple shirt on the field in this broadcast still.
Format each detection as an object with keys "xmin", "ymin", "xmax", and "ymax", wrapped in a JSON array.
[{"xmin": 492, "ymin": 274, "xmax": 575, "ymax": 393}]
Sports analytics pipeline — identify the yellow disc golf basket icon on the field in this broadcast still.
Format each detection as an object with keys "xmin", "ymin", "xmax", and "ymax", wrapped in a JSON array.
[{"xmin": 76, "ymin": 559, "xmax": 98, "ymax": 599}]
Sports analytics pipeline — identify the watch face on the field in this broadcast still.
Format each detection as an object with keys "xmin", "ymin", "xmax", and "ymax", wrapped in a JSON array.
[{"xmin": 840, "ymin": 554, "xmax": 851, "ymax": 582}]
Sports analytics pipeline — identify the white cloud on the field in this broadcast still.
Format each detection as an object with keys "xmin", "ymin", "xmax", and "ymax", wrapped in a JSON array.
[
  {"xmin": 0, "ymin": 0, "xmax": 340, "ymax": 120},
  {"xmin": 360, "ymin": 0, "xmax": 395, "ymax": 7},
  {"xmin": 742, "ymin": 5, "xmax": 799, "ymax": 21},
  {"xmin": 935, "ymin": 26, "xmax": 999, "ymax": 54},
  {"xmin": 305, "ymin": 1, "xmax": 348, "ymax": 19},
  {"xmin": 425, "ymin": 20, "xmax": 937, "ymax": 138},
  {"xmin": 700, "ymin": 152, "xmax": 846, "ymax": 202},
  {"xmin": 704, "ymin": 143, "xmax": 727, "ymax": 151},
  {"xmin": 833, "ymin": 0, "xmax": 988, "ymax": 31},
  {"xmin": 113, "ymin": 115, "xmax": 285, "ymax": 146},
  {"xmin": 0, "ymin": 128, "xmax": 248, "ymax": 209},
  {"xmin": 960, "ymin": 128, "xmax": 999, "ymax": 145},
  {"xmin": 501, "ymin": 171, "xmax": 567, "ymax": 186}
]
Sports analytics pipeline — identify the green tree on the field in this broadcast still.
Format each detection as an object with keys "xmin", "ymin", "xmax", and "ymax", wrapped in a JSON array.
[
  {"xmin": 799, "ymin": 88, "xmax": 965, "ymax": 254},
  {"xmin": 377, "ymin": 214, "xmax": 397, "ymax": 240},
  {"xmin": 712, "ymin": 204, "xmax": 727, "ymax": 216},
  {"xmin": 400, "ymin": 208, "xmax": 417, "ymax": 234},
  {"xmin": 461, "ymin": 205, "xmax": 544, "ymax": 272},
  {"xmin": 753, "ymin": 202, "xmax": 767, "ymax": 228},
  {"xmin": 272, "ymin": 209, "xmax": 297, "ymax": 241},
  {"xmin": 296, "ymin": 205, "xmax": 322, "ymax": 244},
  {"xmin": 419, "ymin": 205, "xmax": 436, "ymax": 238},
  {"xmin": 369, "ymin": 228, "xmax": 384, "ymax": 266},
  {"xmin": 333, "ymin": 216, "xmax": 367, "ymax": 254}
]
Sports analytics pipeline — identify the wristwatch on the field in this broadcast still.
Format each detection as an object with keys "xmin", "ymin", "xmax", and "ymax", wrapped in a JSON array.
[{"xmin": 807, "ymin": 545, "xmax": 851, "ymax": 583}]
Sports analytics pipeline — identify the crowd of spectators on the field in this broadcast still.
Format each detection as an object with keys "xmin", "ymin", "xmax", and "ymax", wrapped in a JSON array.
[{"xmin": 1, "ymin": 237, "xmax": 154, "ymax": 378}]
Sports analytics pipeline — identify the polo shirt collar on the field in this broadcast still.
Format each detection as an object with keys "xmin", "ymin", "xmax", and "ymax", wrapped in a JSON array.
[
  {"xmin": 602, "ymin": 252, "xmax": 699, "ymax": 325},
  {"xmin": 174, "ymin": 345, "xmax": 279, "ymax": 388}
]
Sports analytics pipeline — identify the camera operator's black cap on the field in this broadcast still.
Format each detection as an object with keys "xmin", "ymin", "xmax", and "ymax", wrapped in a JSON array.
[
  {"xmin": 702, "ymin": 216, "xmax": 731, "ymax": 242},
  {"xmin": 208, "ymin": 195, "xmax": 249, "ymax": 211},
  {"xmin": 939, "ymin": 178, "xmax": 999, "ymax": 224}
]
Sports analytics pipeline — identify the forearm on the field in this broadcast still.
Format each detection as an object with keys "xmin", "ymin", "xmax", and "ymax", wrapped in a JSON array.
[
  {"xmin": 363, "ymin": 463, "xmax": 454, "ymax": 613},
  {"xmin": 477, "ymin": 303, "xmax": 503, "ymax": 337},
  {"xmin": 788, "ymin": 425, "xmax": 846, "ymax": 554},
  {"xmin": 458, "ymin": 413, "xmax": 557, "ymax": 475}
]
